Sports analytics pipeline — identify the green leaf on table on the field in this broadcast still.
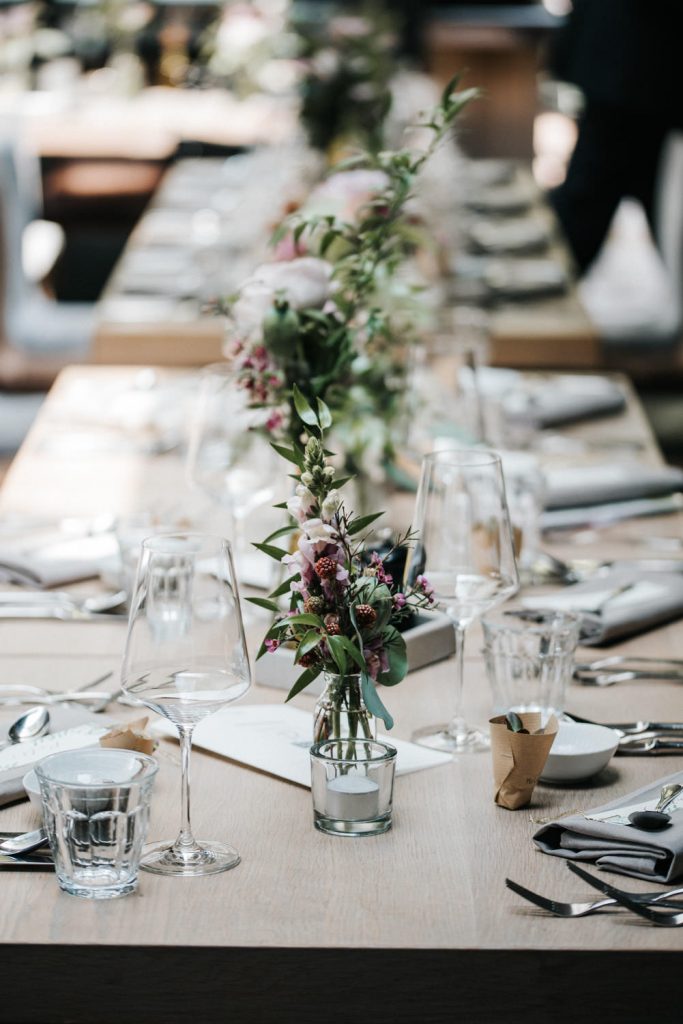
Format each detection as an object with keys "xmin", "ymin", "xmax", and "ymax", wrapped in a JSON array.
[
  {"xmin": 361, "ymin": 673, "xmax": 394, "ymax": 731},
  {"xmin": 285, "ymin": 666, "xmax": 321, "ymax": 702},
  {"xmin": 292, "ymin": 384, "xmax": 319, "ymax": 427}
]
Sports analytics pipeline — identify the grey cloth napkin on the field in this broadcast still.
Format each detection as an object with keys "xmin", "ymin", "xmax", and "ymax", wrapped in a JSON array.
[
  {"xmin": 0, "ymin": 533, "xmax": 117, "ymax": 587},
  {"xmin": 531, "ymin": 383, "xmax": 626, "ymax": 429},
  {"xmin": 544, "ymin": 463, "xmax": 683, "ymax": 510},
  {"xmin": 523, "ymin": 569, "xmax": 683, "ymax": 645},
  {"xmin": 534, "ymin": 770, "xmax": 683, "ymax": 882}
]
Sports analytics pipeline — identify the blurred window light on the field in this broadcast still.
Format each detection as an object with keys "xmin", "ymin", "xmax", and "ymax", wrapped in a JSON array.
[{"xmin": 543, "ymin": 0, "xmax": 573, "ymax": 15}]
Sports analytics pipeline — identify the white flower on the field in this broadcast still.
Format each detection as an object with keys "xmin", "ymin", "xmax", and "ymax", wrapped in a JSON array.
[
  {"xmin": 301, "ymin": 518, "xmax": 336, "ymax": 544},
  {"xmin": 321, "ymin": 489, "xmax": 341, "ymax": 520},
  {"xmin": 286, "ymin": 484, "xmax": 316, "ymax": 524},
  {"xmin": 231, "ymin": 258, "xmax": 333, "ymax": 336}
]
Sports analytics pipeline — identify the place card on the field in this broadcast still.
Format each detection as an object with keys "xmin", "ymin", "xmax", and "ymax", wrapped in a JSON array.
[{"xmin": 154, "ymin": 704, "xmax": 452, "ymax": 787}]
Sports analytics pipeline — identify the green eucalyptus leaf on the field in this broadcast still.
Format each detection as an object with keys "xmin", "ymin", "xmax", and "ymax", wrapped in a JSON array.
[
  {"xmin": 377, "ymin": 626, "xmax": 408, "ymax": 686},
  {"xmin": 360, "ymin": 673, "xmax": 394, "ymax": 730},
  {"xmin": 268, "ymin": 575, "xmax": 299, "ymax": 599},
  {"xmin": 316, "ymin": 398, "xmax": 332, "ymax": 430}
]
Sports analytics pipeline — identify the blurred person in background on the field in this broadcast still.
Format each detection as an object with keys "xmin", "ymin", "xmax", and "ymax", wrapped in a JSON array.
[{"xmin": 549, "ymin": 0, "xmax": 683, "ymax": 274}]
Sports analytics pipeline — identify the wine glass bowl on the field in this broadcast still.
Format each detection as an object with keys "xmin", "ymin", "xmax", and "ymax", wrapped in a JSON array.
[
  {"xmin": 405, "ymin": 449, "xmax": 519, "ymax": 753},
  {"xmin": 121, "ymin": 533, "xmax": 251, "ymax": 876}
]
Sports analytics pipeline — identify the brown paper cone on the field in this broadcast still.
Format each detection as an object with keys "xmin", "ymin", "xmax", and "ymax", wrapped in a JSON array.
[
  {"xmin": 489, "ymin": 712, "xmax": 558, "ymax": 810},
  {"xmin": 99, "ymin": 717, "xmax": 157, "ymax": 756}
]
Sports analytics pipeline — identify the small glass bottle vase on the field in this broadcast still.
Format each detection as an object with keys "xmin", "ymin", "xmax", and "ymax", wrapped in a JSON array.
[{"xmin": 313, "ymin": 673, "xmax": 376, "ymax": 744}]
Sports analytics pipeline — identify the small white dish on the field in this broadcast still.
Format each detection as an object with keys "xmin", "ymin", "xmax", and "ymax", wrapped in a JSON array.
[
  {"xmin": 540, "ymin": 722, "xmax": 620, "ymax": 783},
  {"xmin": 22, "ymin": 769, "xmax": 41, "ymax": 810}
]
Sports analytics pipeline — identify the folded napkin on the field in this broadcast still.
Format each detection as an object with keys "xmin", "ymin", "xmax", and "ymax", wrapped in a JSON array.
[
  {"xmin": 523, "ymin": 568, "xmax": 683, "ymax": 645},
  {"xmin": 0, "ymin": 705, "xmax": 111, "ymax": 806},
  {"xmin": 529, "ymin": 376, "xmax": 626, "ymax": 429},
  {"xmin": 534, "ymin": 770, "xmax": 683, "ymax": 882},
  {"xmin": 0, "ymin": 533, "xmax": 117, "ymax": 587},
  {"xmin": 544, "ymin": 463, "xmax": 683, "ymax": 511}
]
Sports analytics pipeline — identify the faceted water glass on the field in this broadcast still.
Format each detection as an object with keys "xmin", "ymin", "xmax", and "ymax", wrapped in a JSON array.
[
  {"xmin": 37, "ymin": 748, "xmax": 158, "ymax": 900},
  {"xmin": 482, "ymin": 611, "xmax": 580, "ymax": 724}
]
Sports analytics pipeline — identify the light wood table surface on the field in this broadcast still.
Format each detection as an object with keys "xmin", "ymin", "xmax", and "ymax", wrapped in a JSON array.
[{"xmin": 0, "ymin": 367, "xmax": 681, "ymax": 1024}]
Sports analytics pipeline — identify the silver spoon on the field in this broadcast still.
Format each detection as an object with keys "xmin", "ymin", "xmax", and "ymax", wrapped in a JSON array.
[
  {"xmin": 629, "ymin": 783, "xmax": 683, "ymax": 831},
  {"xmin": 0, "ymin": 828, "xmax": 48, "ymax": 856},
  {"xmin": 6, "ymin": 705, "xmax": 50, "ymax": 745}
]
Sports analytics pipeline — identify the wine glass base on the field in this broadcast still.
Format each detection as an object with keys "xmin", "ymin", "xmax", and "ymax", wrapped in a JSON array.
[
  {"xmin": 140, "ymin": 840, "xmax": 241, "ymax": 877},
  {"xmin": 411, "ymin": 723, "xmax": 490, "ymax": 754}
]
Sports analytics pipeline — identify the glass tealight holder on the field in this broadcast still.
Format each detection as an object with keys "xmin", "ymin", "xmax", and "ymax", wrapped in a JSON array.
[
  {"xmin": 36, "ymin": 748, "xmax": 158, "ymax": 900},
  {"xmin": 310, "ymin": 739, "xmax": 396, "ymax": 838},
  {"xmin": 482, "ymin": 611, "xmax": 580, "ymax": 725}
]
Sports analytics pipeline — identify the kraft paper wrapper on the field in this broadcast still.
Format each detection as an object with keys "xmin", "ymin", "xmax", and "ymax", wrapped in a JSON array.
[
  {"xmin": 99, "ymin": 717, "xmax": 157, "ymax": 756},
  {"xmin": 490, "ymin": 712, "xmax": 558, "ymax": 810}
]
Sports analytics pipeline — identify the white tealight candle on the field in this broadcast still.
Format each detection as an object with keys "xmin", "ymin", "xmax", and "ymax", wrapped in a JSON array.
[{"xmin": 326, "ymin": 773, "xmax": 380, "ymax": 821}]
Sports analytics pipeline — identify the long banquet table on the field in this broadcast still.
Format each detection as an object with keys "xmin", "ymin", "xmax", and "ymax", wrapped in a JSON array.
[{"xmin": 0, "ymin": 366, "xmax": 681, "ymax": 1024}]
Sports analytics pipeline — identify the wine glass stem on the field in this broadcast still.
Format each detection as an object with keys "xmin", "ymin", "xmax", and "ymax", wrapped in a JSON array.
[
  {"xmin": 448, "ymin": 623, "xmax": 468, "ymax": 739},
  {"xmin": 176, "ymin": 725, "xmax": 199, "ymax": 853}
]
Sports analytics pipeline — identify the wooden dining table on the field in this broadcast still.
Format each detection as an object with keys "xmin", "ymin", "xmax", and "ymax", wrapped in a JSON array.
[{"xmin": 0, "ymin": 365, "xmax": 681, "ymax": 1024}]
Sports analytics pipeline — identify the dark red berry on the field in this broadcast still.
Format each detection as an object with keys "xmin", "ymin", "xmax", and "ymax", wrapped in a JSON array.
[
  {"xmin": 354, "ymin": 604, "xmax": 377, "ymax": 628},
  {"xmin": 315, "ymin": 556, "xmax": 337, "ymax": 580}
]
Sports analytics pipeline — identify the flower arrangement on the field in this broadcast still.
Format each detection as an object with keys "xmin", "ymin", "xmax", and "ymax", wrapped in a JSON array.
[
  {"xmin": 249, "ymin": 389, "xmax": 435, "ymax": 731},
  {"xmin": 226, "ymin": 76, "xmax": 478, "ymax": 464}
]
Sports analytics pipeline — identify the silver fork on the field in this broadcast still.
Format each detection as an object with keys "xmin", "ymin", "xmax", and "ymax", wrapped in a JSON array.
[
  {"xmin": 567, "ymin": 861, "xmax": 683, "ymax": 927},
  {"xmin": 506, "ymin": 876, "xmax": 683, "ymax": 918}
]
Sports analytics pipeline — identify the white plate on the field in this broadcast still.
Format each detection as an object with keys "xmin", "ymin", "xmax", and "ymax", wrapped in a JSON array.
[{"xmin": 540, "ymin": 722, "xmax": 620, "ymax": 783}]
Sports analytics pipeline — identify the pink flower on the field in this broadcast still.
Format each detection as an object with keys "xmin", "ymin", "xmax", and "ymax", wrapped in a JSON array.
[
  {"xmin": 416, "ymin": 575, "xmax": 435, "ymax": 603},
  {"xmin": 393, "ymin": 592, "xmax": 406, "ymax": 610},
  {"xmin": 265, "ymin": 638, "xmax": 280, "ymax": 653}
]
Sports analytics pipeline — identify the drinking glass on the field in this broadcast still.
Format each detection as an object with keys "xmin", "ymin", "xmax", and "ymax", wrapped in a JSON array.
[
  {"xmin": 121, "ymin": 533, "xmax": 251, "ymax": 876},
  {"xmin": 186, "ymin": 362, "xmax": 279, "ymax": 581},
  {"xmin": 404, "ymin": 449, "xmax": 519, "ymax": 752},
  {"xmin": 37, "ymin": 748, "xmax": 158, "ymax": 899}
]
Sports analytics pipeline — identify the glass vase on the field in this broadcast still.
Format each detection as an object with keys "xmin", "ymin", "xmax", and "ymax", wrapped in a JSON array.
[{"xmin": 313, "ymin": 672, "xmax": 377, "ymax": 744}]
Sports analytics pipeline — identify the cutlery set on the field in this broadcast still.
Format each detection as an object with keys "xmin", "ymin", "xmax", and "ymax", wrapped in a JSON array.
[
  {"xmin": 575, "ymin": 655, "xmax": 683, "ymax": 687},
  {"xmin": 507, "ymin": 865, "xmax": 683, "ymax": 925},
  {"xmin": 563, "ymin": 712, "xmax": 683, "ymax": 755}
]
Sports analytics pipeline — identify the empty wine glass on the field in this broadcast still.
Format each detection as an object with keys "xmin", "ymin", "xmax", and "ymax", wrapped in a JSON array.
[
  {"xmin": 186, "ymin": 362, "xmax": 279, "ymax": 583},
  {"xmin": 404, "ymin": 449, "xmax": 519, "ymax": 752},
  {"xmin": 121, "ymin": 533, "xmax": 251, "ymax": 876}
]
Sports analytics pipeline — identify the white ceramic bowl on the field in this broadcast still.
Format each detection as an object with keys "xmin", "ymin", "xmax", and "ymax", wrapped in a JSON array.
[{"xmin": 540, "ymin": 722, "xmax": 620, "ymax": 783}]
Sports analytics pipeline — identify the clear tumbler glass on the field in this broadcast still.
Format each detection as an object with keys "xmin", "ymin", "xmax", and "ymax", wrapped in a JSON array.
[{"xmin": 37, "ymin": 748, "xmax": 158, "ymax": 899}]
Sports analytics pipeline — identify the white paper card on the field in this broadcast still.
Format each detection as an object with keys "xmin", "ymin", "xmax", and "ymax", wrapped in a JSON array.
[{"xmin": 154, "ymin": 704, "xmax": 452, "ymax": 787}]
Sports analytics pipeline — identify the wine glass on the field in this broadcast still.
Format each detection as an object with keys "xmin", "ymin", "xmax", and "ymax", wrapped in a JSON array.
[
  {"xmin": 186, "ymin": 362, "xmax": 279, "ymax": 583},
  {"xmin": 404, "ymin": 449, "xmax": 519, "ymax": 753},
  {"xmin": 121, "ymin": 533, "xmax": 251, "ymax": 876}
]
